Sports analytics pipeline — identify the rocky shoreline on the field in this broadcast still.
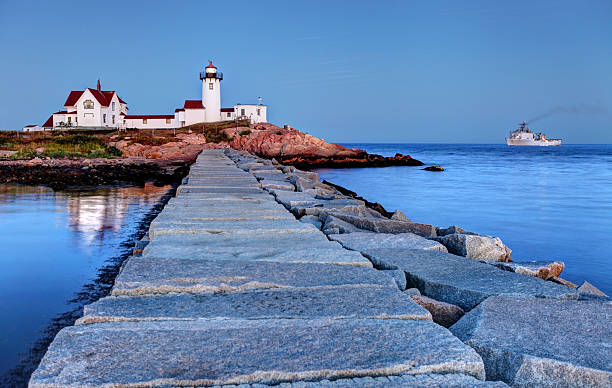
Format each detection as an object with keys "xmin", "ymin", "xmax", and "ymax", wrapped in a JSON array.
[
  {"xmin": 1, "ymin": 122, "xmax": 430, "ymax": 190},
  {"xmin": 0, "ymin": 157, "xmax": 191, "ymax": 190}
]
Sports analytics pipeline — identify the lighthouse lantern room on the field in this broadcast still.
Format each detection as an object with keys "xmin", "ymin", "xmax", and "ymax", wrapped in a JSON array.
[{"xmin": 200, "ymin": 61, "xmax": 223, "ymax": 122}]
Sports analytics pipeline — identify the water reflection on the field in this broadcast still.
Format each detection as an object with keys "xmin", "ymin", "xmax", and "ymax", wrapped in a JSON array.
[{"xmin": 0, "ymin": 182, "xmax": 173, "ymax": 386}]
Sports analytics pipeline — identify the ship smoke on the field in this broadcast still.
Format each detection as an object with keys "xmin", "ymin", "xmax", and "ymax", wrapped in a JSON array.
[{"xmin": 527, "ymin": 104, "xmax": 607, "ymax": 124}]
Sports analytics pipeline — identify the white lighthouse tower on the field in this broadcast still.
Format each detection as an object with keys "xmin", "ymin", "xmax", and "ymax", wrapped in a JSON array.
[{"xmin": 200, "ymin": 61, "xmax": 222, "ymax": 122}]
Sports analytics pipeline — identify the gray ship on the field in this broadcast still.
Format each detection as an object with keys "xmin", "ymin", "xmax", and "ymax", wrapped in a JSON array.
[{"xmin": 506, "ymin": 121, "xmax": 562, "ymax": 146}]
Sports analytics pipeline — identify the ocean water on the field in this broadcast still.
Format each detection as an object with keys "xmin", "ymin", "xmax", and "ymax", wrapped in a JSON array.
[
  {"xmin": 316, "ymin": 144, "xmax": 612, "ymax": 295},
  {"xmin": 0, "ymin": 183, "xmax": 172, "ymax": 385}
]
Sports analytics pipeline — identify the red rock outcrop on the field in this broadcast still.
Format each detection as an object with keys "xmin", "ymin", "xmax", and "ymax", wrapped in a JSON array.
[
  {"xmin": 227, "ymin": 123, "xmax": 423, "ymax": 168},
  {"xmin": 112, "ymin": 122, "xmax": 423, "ymax": 168}
]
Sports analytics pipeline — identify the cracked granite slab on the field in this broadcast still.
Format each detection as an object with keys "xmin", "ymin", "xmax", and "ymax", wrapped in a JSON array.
[
  {"xmin": 30, "ymin": 319, "xmax": 485, "ymax": 387},
  {"xmin": 451, "ymin": 295, "xmax": 612, "ymax": 387},
  {"xmin": 362, "ymin": 249, "xmax": 577, "ymax": 310},
  {"xmin": 79, "ymin": 285, "xmax": 431, "ymax": 324},
  {"xmin": 112, "ymin": 258, "xmax": 393, "ymax": 296}
]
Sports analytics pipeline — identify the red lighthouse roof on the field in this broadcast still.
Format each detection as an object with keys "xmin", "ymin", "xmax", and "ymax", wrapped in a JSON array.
[{"xmin": 206, "ymin": 60, "xmax": 216, "ymax": 69}]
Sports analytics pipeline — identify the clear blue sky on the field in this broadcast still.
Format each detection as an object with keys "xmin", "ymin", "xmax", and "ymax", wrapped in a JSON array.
[{"xmin": 1, "ymin": 0, "xmax": 610, "ymax": 143}]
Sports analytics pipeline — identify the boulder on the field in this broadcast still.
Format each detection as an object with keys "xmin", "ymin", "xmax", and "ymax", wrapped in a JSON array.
[
  {"xmin": 550, "ymin": 276, "xmax": 579, "ymax": 288},
  {"xmin": 450, "ymin": 295, "xmax": 612, "ymax": 387},
  {"xmin": 436, "ymin": 233, "xmax": 511, "ymax": 262},
  {"xmin": 436, "ymin": 225, "xmax": 476, "ymax": 236},
  {"xmin": 288, "ymin": 175, "xmax": 316, "ymax": 191},
  {"xmin": 492, "ymin": 260, "xmax": 564, "ymax": 280},
  {"xmin": 577, "ymin": 281, "xmax": 608, "ymax": 297},
  {"xmin": 423, "ymin": 166, "xmax": 444, "ymax": 171},
  {"xmin": 410, "ymin": 295, "xmax": 464, "ymax": 328},
  {"xmin": 329, "ymin": 232, "xmax": 447, "ymax": 252},
  {"xmin": 405, "ymin": 288, "xmax": 421, "ymax": 296},
  {"xmin": 322, "ymin": 215, "xmax": 367, "ymax": 234},
  {"xmin": 390, "ymin": 209, "xmax": 411, "ymax": 222},
  {"xmin": 329, "ymin": 213, "xmax": 437, "ymax": 237},
  {"xmin": 361, "ymin": 249, "xmax": 577, "ymax": 311}
]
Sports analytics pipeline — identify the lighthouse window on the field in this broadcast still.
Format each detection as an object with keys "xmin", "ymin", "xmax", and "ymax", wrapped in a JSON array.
[
  {"xmin": 112, "ymin": 115, "xmax": 115, "ymax": 124},
  {"xmin": 83, "ymin": 100, "xmax": 94, "ymax": 109},
  {"xmin": 241, "ymin": 109, "xmax": 245, "ymax": 116},
  {"xmin": 103, "ymin": 114, "xmax": 106, "ymax": 123},
  {"xmin": 209, "ymin": 83, "xmax": 213, "ymax": 90},
  {"xmin": 112, "ymin": 102, "xmax": 115, "ymax": 111},
  {"xmin": 257, "ymin": 109, "xmax": 261, "ymax": 116}
]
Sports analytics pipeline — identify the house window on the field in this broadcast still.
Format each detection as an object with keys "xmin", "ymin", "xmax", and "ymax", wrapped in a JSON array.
[
  {"xmin": 166, "ymin": 118, "xmax": 171, "ymax": 124},
  {"xmin": 227, "ymin": 112, "xmax": 231, "ymax": 118},
  {"xmin": 209, "ymin": 83, "xmax": 213, "ymax": 90},
  {"xmin": 241, "ymin": 109, "xmax": 245, "ymax": 116},
  {"xmin": 143, "ymin": 119, "xmax": 147, "ymax": 124},
  {"xmin": 84, "ymin": 100, "xmax": 94, "ymax": 109},
  {"xmin": 112, "ymin": 102, "xmax": 115, "ymax": 111},
  {"xmin": 257, "ymin": 109, "xmax": 261, "ymax": 116},
  {"xmin": 103, "ymin": 114, "xmax": 106, "ymax": 123},
  {"xmin": 67, "ymin": 117, "xmax": 71, "ymax": 124},
  {"xmin": 112, "ymin": 115, "xmax": 115, "ymax": 124},
  {"xmin": 75, "ymin": 117, "xmax": 78, "ymax": 123}
]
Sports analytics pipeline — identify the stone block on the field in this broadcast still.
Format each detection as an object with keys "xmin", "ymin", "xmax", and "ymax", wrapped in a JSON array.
[
  {"xmin": 322, "ymin": 215, "xmax": 368, "ymax": 234},
  {"xmin": 410, "ymin": 295, "xmax": 465, "ymax": 328},
  {"xmin": 577, "ymin": 281, "xmax": 608, "ymax": 297},
  {"xmin": 450, "ymin": 295, "xmax": 612, "ymax": 387},
  {"xmin": 329, "ymin": 213, "xmax": 437, "ymax": 237},
  {"xmin": 299, "ymin": 215, "xmax": 322, "ymax": 230},
  {"xmin": 286, "ymin": 373, "xmax": 509, "ymax": 387},
  {"xmin": 113, "ymin": 258, "xmax": 388, "ymax": 296},
  {"xmin": 80, "ymin": 285, "xmax": 431, "ymax": 324},
  {"xmin": 30, "ymin": 319, "xmax": 485, "ymax": 387},
  {"xmin": 383, "ymin": 269, "xmax": 407, "ymax": 291},
  {"xmin": 329, "ymin": 232, "xmax": 447, "ymax": 252},
  {"xmin": 361, "ymin": 249, "xmax": 577, "ymax": 310},
  {"xmin": 436, "ymin": 233, "xmax": 511, "ymax": 262},
  {"xmin": 148, "ymin": 219, "xmax": 319, "ymax": 239},
  {"xmin": 492, "ymin": 260, "xmax": 564, "ymax": 280}
]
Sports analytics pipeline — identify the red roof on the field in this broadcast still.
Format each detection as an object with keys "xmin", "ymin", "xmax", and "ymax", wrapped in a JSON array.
[
  {"xmin": 42, "ymin": 115, "xmax": 53, "ymax": 127},
  {"xmin": 206, "ymin": 60, "xmax": 216, "ymax": 69},
  {"xmin": 175, "ymin": 108, "xmax": 184, "ymax": 112},
  {"xmin": 184, "ymin": 100, "xmax": 204, "ymax": 109},
  {"xmin": 63, "ymin": 89, "xmax": 125, "ymax": 107},
  {"xmin": 220, "ymin": 108, "xmax": 234, "ymax": 112},
  {"xmin": 123, "ymin": 115, "xmax": 174, "ymax": 119},
  {"xmin": 64, "ymin": 91, "xmax": 83, "ymax": 106}
]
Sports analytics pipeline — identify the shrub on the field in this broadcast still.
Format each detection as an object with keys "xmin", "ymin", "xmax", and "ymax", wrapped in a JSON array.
[{"xmin": 239, "ymin": 129, "xmax": 252, "ymax": 136}]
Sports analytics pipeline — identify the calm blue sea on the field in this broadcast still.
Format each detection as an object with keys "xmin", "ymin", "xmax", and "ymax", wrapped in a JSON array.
[
  {"xmin": 316, "ymin": 144, "xmax": 612, "ymax": 295},
  {"xmin": 0, "ymin": 183, "xmax": 172, "ymax": 385}
]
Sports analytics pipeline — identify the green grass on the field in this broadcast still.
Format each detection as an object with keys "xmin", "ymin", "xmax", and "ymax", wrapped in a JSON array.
[{"xmin": 6, "ymin": 134, "xmax": 122, "ymax": 159}]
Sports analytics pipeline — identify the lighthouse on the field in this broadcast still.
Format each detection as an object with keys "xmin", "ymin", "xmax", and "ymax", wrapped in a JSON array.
[{"xmin": 200, "ymin": 61, "xmax": 223, "ymax": 122}]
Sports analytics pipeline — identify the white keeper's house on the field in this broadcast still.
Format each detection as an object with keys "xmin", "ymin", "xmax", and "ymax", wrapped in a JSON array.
[{"xmin": 24, "ymin": 61, "xmax": 267, "ymax": 131}]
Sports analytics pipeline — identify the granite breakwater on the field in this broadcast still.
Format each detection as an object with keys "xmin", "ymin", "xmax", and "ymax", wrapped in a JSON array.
[{"xmin": 30, "ymin": 149, "xmax": 611, "ymax": 387}]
